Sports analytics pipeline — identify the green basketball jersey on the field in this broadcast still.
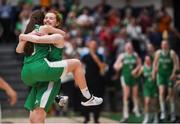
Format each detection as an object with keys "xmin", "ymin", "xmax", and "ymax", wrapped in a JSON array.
[
  {"xmin": 24, "ymin": 44, "xmax": 50, "ymax": 64},
  {"xmin": 143, "ymin": 64, "xmax": 157, "ymax": 97},
  {"xmin": 143, "ymin": 65, "xmax": 153, "ymax": 85},
  {"xmin": 122, "ymin": 53, "xmax": 137, "ymax": 76},
  {"xmin": 158, "ymin": 50, "xmax": 173, "ymax": 76},
  {"xmin": 48, "ymin": 45, "xmax": 63, "ymax": 61},
  {"xmin": 23, "ymin": 24, "xmax": 50, "ymax": 64}
]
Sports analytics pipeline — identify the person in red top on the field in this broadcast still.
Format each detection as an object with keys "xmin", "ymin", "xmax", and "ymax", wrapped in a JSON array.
[
  {"xmin": 157, "ymin": 7, "xmax": 172, "ymax": 33},
  {"xmin": 99, "ymin": 27, "xmax": 116, "ymax": 54},
  {"xmin": 40, "ymin": 0, "xmax": 51, "ymax": 7},
  {"xmin": 107, "ymin": 8, "xmax": 120, "ymax": 28},
  {"xmin": 139, "ymin": 8, "xmax": 152, "ymax": 34}
]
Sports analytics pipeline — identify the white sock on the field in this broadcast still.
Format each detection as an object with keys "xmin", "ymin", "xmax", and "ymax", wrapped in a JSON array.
[
  {"xmin": 154, "ymin": 112, "xmax": 158, "ymax": 118},
  {"xmin": 123, "ymin": 101, "xmax": 129, "ymax": 118},
  {"xmin": 170, "ymin": 101, "xmax": 175, "ymax": 114},
  {"xmin": 144, "ymin": 113, "xmax": 149, "ymax": 121},
  {"xmin": 81, "ymin": 87, "xmax": 91, "ymax": 99},
  {"xmin": 153, "ymin": 113, "xmax": 158, "ymax": 122},
  {"xmin": 145, "ymin": 113, "xmax": 149, "ymax": 119},
  {"xmin": 133, "ymin": 99, "xmax": 139, "ymax": 112},
  {"xmin": 160, "ymin": 97, "xmax": 165, "ymax": 113}
]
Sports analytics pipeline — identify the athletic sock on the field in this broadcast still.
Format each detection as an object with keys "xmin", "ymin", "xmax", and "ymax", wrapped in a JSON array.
[
  {"xmin": 133, "ymin": 99, "xmax": 140, "ymax": 112},
  {"xmin": 81, "ymin": 87, "xmax": 91, "ymax": 99},
  {"xmin": 123, "ymin": 101, "xmax": 129, "ymax": 118},
  {"xmin": 153, "ymin": 113, "xmax": 158, "ymax": 122},
  {"xmin": 145, "ymin": 113, "xmax": 149, "ymax": 118},
  {"xmin": 170, "ymin": 101, "xmax": 175, "ymax": 114},
  {"xmin": 160, "ymin": 97, "xmax": 165, "ymax": 113},
  {"xmin": 143, "ymin": 113, "xmax": 149, "ymax": 122}
]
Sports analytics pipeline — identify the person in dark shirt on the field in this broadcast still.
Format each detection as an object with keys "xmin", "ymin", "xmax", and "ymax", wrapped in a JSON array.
[{"xmin": 81, "ymin": 40, "xmax": 106, "ymax": 123}]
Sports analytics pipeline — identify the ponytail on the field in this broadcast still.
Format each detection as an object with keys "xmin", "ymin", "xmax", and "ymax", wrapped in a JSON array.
[{"xmin": 23, "ymin": 10, "xmax": 45, "ymax": 56}]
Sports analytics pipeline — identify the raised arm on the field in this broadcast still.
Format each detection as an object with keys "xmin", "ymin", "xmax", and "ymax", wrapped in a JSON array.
[
  {"xmin": 19, "ymin": 33, "xmax": 64, "ymax": 45},
  {"xmin": 16, "ymin": 40, "xmax": 27, "ymax": 53},
  {"xmin": 16, "ymin": 31, "xmax": 36, "ymax": 53},
  {"xmin": 42, "ymin": 25, "xmax": 66, "ymax": 36}
]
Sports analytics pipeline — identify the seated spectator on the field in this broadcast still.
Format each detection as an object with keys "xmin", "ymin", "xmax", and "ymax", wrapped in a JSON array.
[{"xmin": 76, "ymin": 7, "xmax": 94, "ymax": 27}]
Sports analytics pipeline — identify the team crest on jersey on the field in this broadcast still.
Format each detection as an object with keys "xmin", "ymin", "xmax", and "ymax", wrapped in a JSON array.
[
  {"xmin": 124, "ymin": 59, "xmax": 136, "ymax": 64},
  {"xmin": 159, "ymin": 58, "xmax": 171, "ymax": 63}
]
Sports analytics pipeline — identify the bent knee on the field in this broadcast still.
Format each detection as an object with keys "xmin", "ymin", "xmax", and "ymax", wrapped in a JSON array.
[
  {"xmin": 72, "ymin": 59, "xmax": 81, "ymax": 66},
  {"xmin": 30, "ymin": 108, "xmax": 46, "ymax": 123}
]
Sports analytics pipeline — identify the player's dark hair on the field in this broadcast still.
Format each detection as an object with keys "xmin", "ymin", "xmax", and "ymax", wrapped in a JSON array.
[{"xmin": 24, "ymin": 10, "xmax": 45, "ymax": 56}]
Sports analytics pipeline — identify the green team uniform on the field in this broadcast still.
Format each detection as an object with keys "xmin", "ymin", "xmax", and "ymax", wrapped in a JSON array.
[
  {"xmin": 21, "ymin": 44, "xmax": 65, "ymax": 85},
  {"xmin": 157, "ymin": 50, "xmax": 174, "ymax": 87},
  {"xmin": 143, "ymin": 65, "xmax": 158, "ymax": 97},
  {"xmin": 121, "ymin": 53, "xmax": 138, "ymax": 87},
  {"xmin": 22, "ymin": 28, "xmax": 66, "ymax": 112}
]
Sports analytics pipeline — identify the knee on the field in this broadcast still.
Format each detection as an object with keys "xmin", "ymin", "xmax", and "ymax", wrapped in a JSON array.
[
  {"xmin": 30, "ymin": 108, "xmax": 46, "ymax": 123},
  {"xmin": 132, "ymin": 90, "xmax": 139, "ymax": 98},
  {"xmin": 159, "ymin": 88, "xmax": 164, "ymax": 96},
  {"xmin": 145, "ymin": 99, "xmax": 150, "ymax": 106},
  {"xmin": 73, "ymin": 59, "xmax": 82, "ymax": 67},
  {"xmin": 159, "ymin": 90, "xmax": 164, "ymax": 96},
  {"xmin": 168, "ymin": 91, "xmax": 174, "ymax": 98},
  {"xmin": 123, "ymin": 92, "xmax": 129, "ymax": 100}
]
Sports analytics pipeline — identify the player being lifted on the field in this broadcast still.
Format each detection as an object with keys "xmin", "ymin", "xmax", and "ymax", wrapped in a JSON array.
[{"xmin": 17, "ymin": 10, "xmax": 103, "ymax": 123}]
